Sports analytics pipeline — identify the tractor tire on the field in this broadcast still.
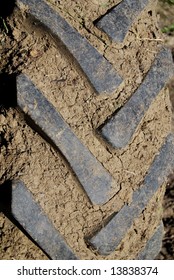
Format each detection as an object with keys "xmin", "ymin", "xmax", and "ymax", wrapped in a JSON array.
[{"xmin": 0, "ymin": 0, "xmax": 174, "ymax": 260}]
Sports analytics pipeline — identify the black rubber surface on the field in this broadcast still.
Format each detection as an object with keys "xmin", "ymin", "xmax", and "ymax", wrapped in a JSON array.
[
  {"xmin": 96, "ymin": 0, "xmax": 148, "ymax": 42},
  {"xmin": 10, "ymin": 181, "xmax": 77, "ymax": 260},
  {"xmin": 137, "ymin": 222, "xmax": 164, "ymax": 260}
]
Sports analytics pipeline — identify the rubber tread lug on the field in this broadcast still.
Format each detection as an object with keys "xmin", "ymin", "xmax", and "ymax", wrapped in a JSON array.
[
  {"xmin": 9, "ymin": 180, "xmax": 77, "ymax": 260},
  {"xmin": 101, "ymin": 48, "xmax": 174, "ymax": 149},
  {"xmin": 17, "ymin": 0, "xmax": 122, "ymax": 94},
  {"xmin": 17, "ymin": 74, "xmax": 117, "ymax": 205},
  {"xmin": 89, "ymin": 134, "xmax": 174, "ymax": 255},
  {"xmin": 137, "ymin": 222, "xmax": 164, "ymax": 260},
  {"xmin": 96, "ymin": 0, "xmax": 149, "ymax": 43}
]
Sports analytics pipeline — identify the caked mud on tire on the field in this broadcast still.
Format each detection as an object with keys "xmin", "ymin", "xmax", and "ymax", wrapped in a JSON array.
[{"xmin": 0, "ymin": 0, "xmax": 174, "ymax": 259}]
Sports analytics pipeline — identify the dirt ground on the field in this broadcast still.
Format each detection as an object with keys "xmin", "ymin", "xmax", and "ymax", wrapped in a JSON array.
[
  {"xmin": 156, "ymin": 0, "xmax": 174, "ymax": 260},
  {"xmin": 0, "ymin": 0, "xmax": 173, "ymax": 260}
]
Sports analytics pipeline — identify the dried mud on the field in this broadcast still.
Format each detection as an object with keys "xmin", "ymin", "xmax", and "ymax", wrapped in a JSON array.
[{"xmin": 0, "ymin": 0, "xmax": 172, "ymax": 259}]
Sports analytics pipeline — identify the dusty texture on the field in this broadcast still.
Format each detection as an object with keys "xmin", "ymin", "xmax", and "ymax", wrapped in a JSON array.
[
  {"xmin": 109, "ymin": 184, "xmax": 165, "ymax": 260},
  {"xmin": 0, "ymin": 0, "xmax": 172, "ymax": 259},
  {"xmin": 0, "ymin": 213, "xmax": 47, "ymax": 260}
]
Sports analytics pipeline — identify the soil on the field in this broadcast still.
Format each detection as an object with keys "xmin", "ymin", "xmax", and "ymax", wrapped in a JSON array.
[{"xmin": 0, "ymin": 0, "xmax": 173, "ymax": 259}]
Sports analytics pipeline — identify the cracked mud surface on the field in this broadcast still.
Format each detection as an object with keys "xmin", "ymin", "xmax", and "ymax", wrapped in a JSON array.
[{"xmin": 0, "ymin": 0, "xmax": 173, "ymax": 259}]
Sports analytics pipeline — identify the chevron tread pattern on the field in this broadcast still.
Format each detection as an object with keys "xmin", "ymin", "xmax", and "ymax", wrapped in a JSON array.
[{"xmin": 0, "ymin": 0, "xmax": 173, "ymax": 260}]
